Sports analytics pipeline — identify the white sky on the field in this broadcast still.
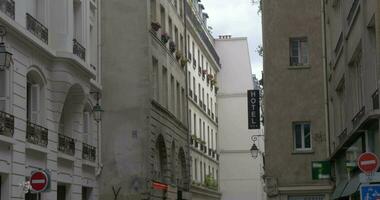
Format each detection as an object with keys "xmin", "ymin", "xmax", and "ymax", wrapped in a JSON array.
[{"xmin": 202, "ymin": 0, "xmax": 263, "ymax": 79}]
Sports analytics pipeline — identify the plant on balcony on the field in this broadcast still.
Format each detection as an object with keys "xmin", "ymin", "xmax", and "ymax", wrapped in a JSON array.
[
  {"xmin": 207, "ymin": 74, "xmax": 214, "ymax": 80},
  {"xmin": 151, "ymin": 22, "xmax": 161, "ymax": 31},
  {"xmin": 169, "ymin": 41, "xmax": 176, "ymax": 53},
  {"xmin": 204, "ymin": 174, "xmax": 218, "ymax": 190},
  {"xmin": 175, "ymin": 51, "xmax": 182, "ymax": 60},
  {"xmin": 202, "ymin": 69, "xmax": 207, "ymax": 75},
  {"xmin": 180, "ymin": 57, "xmax": 189, "ymax": 67},
  {"xmin": 161, "ymin": 32, "xmax": 170, "ymax": 44},
  {"xmin": 211, "ymin": 79, "xmax": 217, "ymax": 85}
]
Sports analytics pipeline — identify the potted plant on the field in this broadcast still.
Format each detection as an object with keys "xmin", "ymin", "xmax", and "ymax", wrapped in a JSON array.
[
  {"xmin": 151, "ymin": 22, "xmax": 161, "ymax": 31},
  {"xmin": 180, "ymin": 57, "xmax": 188, "ymax": 67},
  {"xmin": 169, "ymin": 41, "xmax": 176, "ymax": 53},
  {"xmin": 211, "ymin": 79, "xmax": 217, "ymax": 85},
  {"xmin": 207, "ymin": 74, "xmax": 213, "ymax": 80},
  {"xmin": 202, "ymin": 69, "xmax": 207, "ymax": 75},
  {"xmin": 175, "ymin": 51, "xmax": 182, "ymax": 60},
  {"xmin": 161, "ymin": 32, "xmax": 170, "ymax": 44}
]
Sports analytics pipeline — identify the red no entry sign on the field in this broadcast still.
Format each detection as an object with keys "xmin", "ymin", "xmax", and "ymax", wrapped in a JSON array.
[
  {"xmin": 357, "ymin": 152, "xmax": 380, "ymax": 174},
  {"xmin": 30, "ymin": 170, "xmax": 49, "ymax": 192}
]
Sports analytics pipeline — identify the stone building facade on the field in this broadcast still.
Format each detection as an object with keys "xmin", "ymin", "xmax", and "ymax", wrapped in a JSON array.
[
  {"xmin": 100, "ymin": 0, "xmax": 191, "ymax": 199},
  {"xmin": 262, "ymin": 0, "xmax": 333, "ymax": 199},
  {"xmin": 323, "ymin": 0, "xmax": 380, "ymax": 198},
  {"xmin": 185, "ymin": 1, "xmax": 221, "ymax": 200},
  {"xmin": 0, "ymin": 0, "xmax": 102, "ymax": 199}
]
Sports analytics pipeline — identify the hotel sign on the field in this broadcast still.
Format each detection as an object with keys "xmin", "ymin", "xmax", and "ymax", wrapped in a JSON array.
[{"xmin": 248, "ymin": 90, "xmax": 260, "ymax": 129}]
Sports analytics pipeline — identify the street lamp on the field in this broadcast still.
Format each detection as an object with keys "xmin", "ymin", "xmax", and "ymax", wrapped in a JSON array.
[
  {"xmin": 250, "ymin": 135, "xmax": 264, "ymax": 159},
  {"xmin": 91, "ymin": 92, "xmax": 104, "ymax": 123},
  {"xmin": 0, "ymin": 25, "xmax": 13, "ymax": 71}
]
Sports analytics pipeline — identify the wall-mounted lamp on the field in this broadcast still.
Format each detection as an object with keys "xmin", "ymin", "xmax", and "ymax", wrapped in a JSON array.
[
  {"xmin": 0, "ymin": 25, "xmax": 13, "ymax": 71},
  {"xmin": 250, "ymin": 135, "xmax": 264, "ymax": 159},
  {"xmin": 90, "ymin": 92, "xmax": 104, "ymax": 123}
]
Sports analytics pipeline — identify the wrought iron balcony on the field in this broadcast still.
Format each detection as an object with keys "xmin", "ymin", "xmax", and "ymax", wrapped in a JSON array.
[
  {"xmin": 26, "ymin": 121, "xmax": 48, "ymax": 147},
  {"xmin": 58, "ymin": 134, "xmax": 75, "ymax": 156},
  {"xmin": 73, "ymin": 39, "xmax": 86, "ymax": 61},
  {"xmin": 0, "ymin": 0, "xmax": 15, "ymax": 19},
  {"xmin": 26, "ymin": 13, "xmax": 48, "ymax": 44},
  {"xmin": 82, "ymin": 143, "xmax": 96, "ymax": 162},
  {"xmin": 0, "ymin": 111, "xmax": 14, "ymax": 137}
]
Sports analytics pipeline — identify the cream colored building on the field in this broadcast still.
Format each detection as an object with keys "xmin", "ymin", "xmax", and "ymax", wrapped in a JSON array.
[
  {"xmin": 215, "ymin": 36, "xmax": 265, "ymax": 200},
  {"xmin": 185, "ymin": 1, "xmax": 221, "ymax": 200},
  {"xmin": 0, "ymin": 0, "xmax": 102, "ymax": 199},
  {"xmin": 323, "ymin": 0, "xmax": 380, "ymax": 198},
  {"xmin": 262, "ymin": 0, "xmax": 333, "ymax": 199}
]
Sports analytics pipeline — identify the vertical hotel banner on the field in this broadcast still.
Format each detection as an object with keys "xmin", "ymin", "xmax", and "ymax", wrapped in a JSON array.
[{"xmin": 248, "ymin": 90, "xmax": 260, "ymax": 129}]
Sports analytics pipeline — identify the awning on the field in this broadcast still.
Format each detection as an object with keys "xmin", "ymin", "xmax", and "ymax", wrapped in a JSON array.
[
  {"xmin": 331, "ymin": 180, "xmax": 348, "ymax": 199},
  {"xmin": 341, "ymin": 175, "xmax": 361, "ymax": 197}
]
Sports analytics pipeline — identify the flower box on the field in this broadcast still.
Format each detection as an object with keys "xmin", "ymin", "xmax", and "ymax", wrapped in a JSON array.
[
  {"xmin": 151, "ymin": 22, "xmax": 161, "ymax": 31},
  {"xmin": 161, "ymin": 33, "xmax": 170, "ymax": 44},
  {"xmin": 169, "ymin": 41, "xmax": 176, "ymax": 53}
]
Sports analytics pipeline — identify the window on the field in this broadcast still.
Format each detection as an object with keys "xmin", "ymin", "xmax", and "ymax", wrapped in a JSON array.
[
  {"xmin": 350, "ymin": 52, "xmax": 363, "ymax": 115},
  {"xmin": 194, "ymin": 159, "xmax": 198, "ymax": 181},
  {"xmin": 152, "ymin": 57, "xmax": 159, "ymax": 101},
  {"xmin": 73, "ymin": 0, "xmax": 83, "ymax": 42},
  {"xmin": 27, "ymin": 72, "xmax": 44, "ymax": 124},
  {"xmin": 176, "ymin": 81, "xmax": 180, "ymax": 118},
  {"xmin": 0, "ymin": 70, "xmax": 7, "ymax": 111},
  {"xmin": 290, "ymin": 37, "xmax": 308, "ymax": 66},
  {"xmin": 193, "ymin": 113, "xmax": 196, "ymax": 135},
  {"xmin": 170, "ymin": 75, "xmax": 175, "ymax": 112},
  {"xmin": 335, "ymin": 78, "xmax": 345, "ymax": 134},
  {"xmin": 200, "ymin": 161, "xmax": 203, "ymax": 182},
  {"xmin": 160, "ymin": 6, "xmax": 166, "ymax": 32},
  {"xmin": 199, "ymin": 118, "xmax": 201, "ymax": 138},
  {"xmin": 168, "ymin": 17, "xmax": 173, "ymax": 37},
  {"xmin": 162, "ymin": 67, "xmax": 168, "ymax": 108},
  {"xmin": 83, "ymin": 105, "xmax": 93, "ymax": 145},
  {"xmin": 293, "ymin": 122, "xmax": 312, "ymax": 151}
]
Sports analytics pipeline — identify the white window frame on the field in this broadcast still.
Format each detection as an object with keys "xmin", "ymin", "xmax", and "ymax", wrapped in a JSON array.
[
  {"xmin": 290, "ymin": 37, "xmax": 308, "ymax": 66},
  {"xmin": 293, "ymin": 122, "xmax": 312, "ymax": 151}
]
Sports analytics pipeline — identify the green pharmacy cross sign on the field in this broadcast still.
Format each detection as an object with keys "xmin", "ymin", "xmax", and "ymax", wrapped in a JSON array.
[{"xmin": 312, "ymin": 161, "xmax": 331, "ymax": 180}]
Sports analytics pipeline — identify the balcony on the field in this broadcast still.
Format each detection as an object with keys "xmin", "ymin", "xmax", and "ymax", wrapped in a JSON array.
[
  {"xmin": 0, "ymin": 0, "xmax": 15, "ymax": 20},
  {"xmin": 73, "ymin": 39, "xmax": 86, "ymax": 61},
  {"xmin": 26, "ymin": 13, "xmax": 48, "ymax": 44},
  {"xmin": 199, "ymin": 100, "xmax": 203, "ymax": 108},
  {"xmin": 82, "ymin": 143, "xmax": 96, "ymax": 162},
  {"xmin": 0, "ymin": 111, "xmax": 14, "ymax": 137},
  {"xmin": 58, "ymin": 134, "xmax": 75, "ymax": 156},
  {"xmin": 26, "ymin": 121, "xmax": 48, "ymax": 147}
]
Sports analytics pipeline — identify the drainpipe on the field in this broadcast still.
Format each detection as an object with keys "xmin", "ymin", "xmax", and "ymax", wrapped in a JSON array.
[
  {"xmin": 321, "ymin": 0, "xmax": 331, "ymax": 158},
  {"xmin": 376, "ymin": 0, "xmax": 380, "ymax": 81}
]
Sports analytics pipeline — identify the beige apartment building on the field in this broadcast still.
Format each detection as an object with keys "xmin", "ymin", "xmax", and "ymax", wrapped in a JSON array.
[
  {"xmin": 185, "ymin": 0, "xmax": 222, "ymax": 200},
  {"xmin": 323, "ymin": 0, "xmax": 380, "ymax": 198},
  {"xmin": 262, "ymin": 0, "xmax": 333, "ymax": 199}
]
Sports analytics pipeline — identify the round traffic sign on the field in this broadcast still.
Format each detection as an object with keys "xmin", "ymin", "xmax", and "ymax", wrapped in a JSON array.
[
  {"xmin": 357, "ymin": 152, "xmax": 380, "ymax": 174},
  {"xmin": 30, "ymin": 170, "xmax": 49, "ymax": 192}
]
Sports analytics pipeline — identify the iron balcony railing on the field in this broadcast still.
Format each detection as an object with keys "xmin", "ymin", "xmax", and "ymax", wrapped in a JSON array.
[
  {"xmin": 58, "ymin": 134, "xmax": 75, "ymax": 156},
  {"xmin": 26, "ymin": 13, "xmax": 48, "ymax": 44},
  {"xmin": 82, "ymin": 143, "xmax": 96, "ymax": 162},
  {"xmin": 0, "ymin": 110, "xmax": 14, "ymax": 137},
  {"xmin": 26, "ymin": 121, "xmax": 48, "ymax": 147},
  {"xmin": 0, "ymin": 0, "xmax": 15, "ymax": 19},
  {"xmin": 73, "ymin": 39, "xmax": 86, "ymax": 61}
]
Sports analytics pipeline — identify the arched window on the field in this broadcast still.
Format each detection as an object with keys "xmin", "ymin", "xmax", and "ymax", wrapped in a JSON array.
[
  {"xmin": 26, "ymin": 70, "xmax": 45, "ymax": 124},
  {"xmin": 154, "ymin": 135, "xmax": 167, "ymax": 182}
]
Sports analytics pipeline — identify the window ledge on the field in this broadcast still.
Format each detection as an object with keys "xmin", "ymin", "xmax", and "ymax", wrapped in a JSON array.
[
  {"xmin": 288, "ymin": 65, "xmax": 310, "ymax": 70},
  {"xmin": 292, "ymin": 150, "xmax": 314, "ymax": 155}
]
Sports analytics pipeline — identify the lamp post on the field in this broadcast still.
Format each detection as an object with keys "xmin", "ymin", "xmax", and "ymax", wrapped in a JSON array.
[
  {"xmin": 250, "ymin": 135, "xmax": 264, "ymax": 159},
  {"xmin": 0, "ymin": 25, "xmax": 13, "ymax": 71}
]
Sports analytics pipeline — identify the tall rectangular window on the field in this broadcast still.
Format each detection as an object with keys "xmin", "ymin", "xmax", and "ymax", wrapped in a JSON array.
[
  {"xmin": 293, "ymin": 122, "xmax": 312, "ymax": 151},
  {"xmin": 290, "ymin": 37, "xmax": 308, "ymax": 66},
  {"xmin": 189, "ymin": 109, "xmax": 192, "ymax": 133},
  {"xmin": 160, "ymin": 6, "xmax": 166, "ymax": 32},
  {"xmin": 176, "ymin": 82, "xmax": 180, "ymax": 118},
  {"xmin": 194, "ymin": 159, "xmax": 198, "ymax": 181},
  {"xmin": 181, "ymin": 87, "xmax": 185, "ymax": 122},
  {"xmin": 199, "ymin": 119, "xmax": 201, "ymax": 138},
  {"xmin": 200, "ymin": 161, "xmax": 203, "ymax": 182},
  {"xmin": 202, "ymin": 122, "xmax": 205, "ymax": 141},
  {"xmin": 168, "ymin": 17, "xmax": 173, "ymax": 37},
  {"xmin": 152, "ymin": 57, "xmax": 159, "ymax": 101},
  {"xmin": 170, "ymin": 75, "xmax": 175, "ymax": 112},
  {"xmin": 0, "ymin": 71, "xmax": 7, "ymax": 111},
  {"xmin": 350, "ymin": 52, "xmax": 363, "ymax": 115},
  {"xmin": 162, "ymin": 67, "xmax": 168, "ymax": 108},
  {"xmin": 193, "ymin": 113, "xmax": 197, "ymax": 135},
  {"xmin": 73, "ymin": 0, "xmax": 83, "ymax": 42},
  {"xmin": 207, "ymin": 126, "xmax": 210, "ymax": 148}
]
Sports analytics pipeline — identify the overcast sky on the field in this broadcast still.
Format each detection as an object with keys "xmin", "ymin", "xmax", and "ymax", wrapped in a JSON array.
[{"xmin": 202, "ymin": 0, "xmax": 263, "ymax": 79}]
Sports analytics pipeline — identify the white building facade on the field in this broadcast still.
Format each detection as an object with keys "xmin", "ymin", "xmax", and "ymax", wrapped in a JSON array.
[
  {"xmin": 215, "ymin": 36, "xmax": 265, "ymax": 200},
  {"xmin": 0, "ymin": 0, "xmax": 102, "ymax": 199}
]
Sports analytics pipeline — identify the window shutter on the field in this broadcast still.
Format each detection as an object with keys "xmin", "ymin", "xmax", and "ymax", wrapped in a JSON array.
[
  {"xmin": 0, "ymin": 71, "xmax": 6, "ymax": 111},
  {"xmin": 30, "ymin": 84, "xmax": 40, "ymax": 123}
]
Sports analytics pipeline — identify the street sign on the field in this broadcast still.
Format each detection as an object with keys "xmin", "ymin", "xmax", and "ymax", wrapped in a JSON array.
[
  {"xmin": 312, "ymin": 161, "xmax": 331, "ymax": 180},
  {"xmin": 357, "ymin": 152, "xmax": 380, "ymax": 174},
  {"xmin": 360, "ymin": 184, "xmax": 380, "ymax": 200},
  {"xmin": 360, "ymin": 173, "xmax": 380, "ymax": 184},
  {"xmin": 30, "ymin": 170, "xmax": 49, "ymax": 192}
]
